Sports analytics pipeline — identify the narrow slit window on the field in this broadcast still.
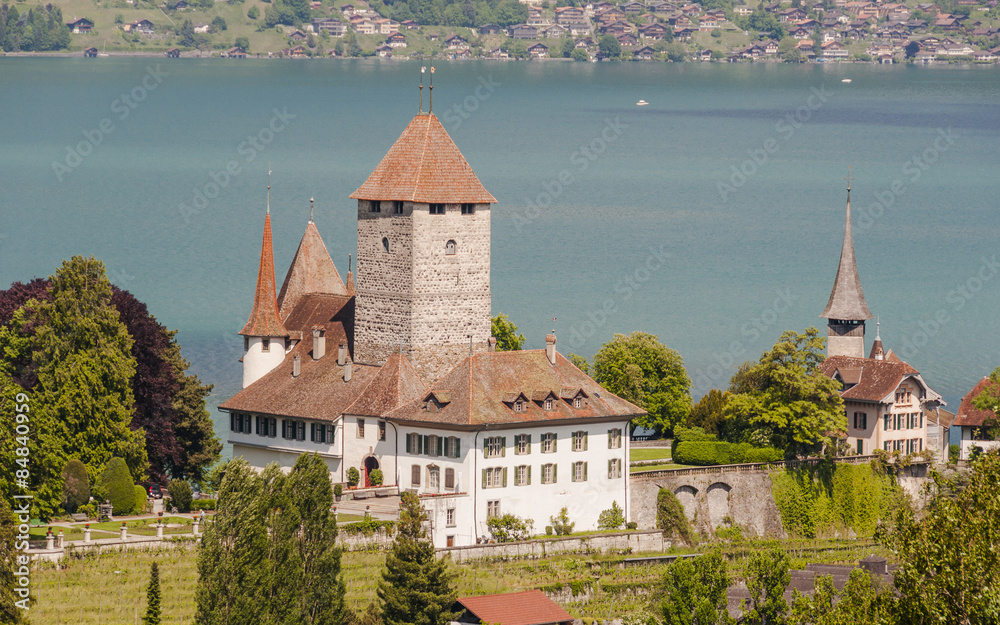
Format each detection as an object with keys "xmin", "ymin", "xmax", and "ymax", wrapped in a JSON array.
[{"xmin": 445, "ymin": 240, "xmax": 456, "ymax": 255}]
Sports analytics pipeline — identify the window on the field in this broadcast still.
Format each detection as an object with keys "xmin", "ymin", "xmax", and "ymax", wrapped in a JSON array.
[
  {"xmin": 444, "ymin": 436, "xmax": 461, "ymax": 458},
  {"xmin": 428, "ymin": 465, "xmax": 440, "ymax": 490},
  {"xmin": 446, "ymin": 508, "xmax": 456, "ymax": 527},
  {"xmin": 514, "ymin": 465, "xmax": 530, "ymax": 486},
  {"xmin": 544, "ymin": 398, "xmax": 553, "ymax": 411},
  {"xmin": 411, "ymin": 465, "xmax": 421, "ymax": 487},
  {"xmin": 542, "ymin": 463, "xmax": 557, "ymax": 484},
  {"xmin": 461, "ymin": 203, "xmax": 475, "ymax": 214},
  {"xmin": 608, "ymin": 458, "xmax": 622, "ymax": 479},
  {"xmin": 574, "ymin": 397, "xmax": 582, "ymax": 408},
  {"xmin": 608, "ymin": 428, "xmax": 622, "ymax": 449},
  {"xmin": 486, "ymin": 500, "xmax": 500, "ymax": 518},
  {"xmin": 297, "ymin": 422, "xmax": 305, "ymax": 441},
  {"xmin": 884, "ymin": 414, "xmax": 890, "ymax": 431},
  {"xmin": 484, "ymin": 436, "xmax": 505, "ymax": 458},
  {"xmin": 884, "ymin": 441, "xmax": 891, "ymax": 451},
  {"xmin": 393, "ymin": 200, "xmax": 403, "ymax": 214},
  {"xmin": 428, "ymin": 435, "xmax": 440, "ymax": 457},
  {"xmin": 445, "ymin": 468, "xmax": 455, "ymax": 489},
  {"xmin": 378, "ymin": 420, "xmax": 386, "ymax": 441},
  {"xmin": 572, "ymin": 461, "xmax": 588, "ymax": 482},
  {"xmin": 262, "ymin": 338, "xmax": 270, "ymax": 352},
  {"xmin": 572, "ymin": 431, "xmax": 588, "ymax": 452},
  {"xmin": 382, "ymin": 237, "xmax": 389, "ymax": 253},
  {"xmin": 357, "ymin": 419, "xmax": 365, "ymax": 438},
  {"xmin": 429, "ymin": 203, "xmax": 445, "ymax": 214},
  {"xmin": 515, "ymin": 434, "xmax": 530, "ymax": 455},
  {"xmin": 920, "ymin": 412, "xmax": 924, "ymax": 428},
  {"xmin": 514, "ymin": 401, "xmax": 524, "ymax": 413},
  {"xmin": 482, "ymin": 467, "xmax": 506, "ymax": 488},
  {"xmin": 446, "ymin": 535, "xmax": 455, "ymax": 547},
  {"xmin": 371, "ymin": 200, "xmax": 381, "ymax": 213},
  {"xmin": 853, "ymin": 413, "xmax": 867, "ymax": 430},
  {"xmin": 445, "ymin": 240, "xmax": 456, "ymax": 255},
  {"xmin": 406, "ymin": 432, "xmax": 420, "ymax": 454},
  {"xmin": 244, "ymin": 336, "xmax": 249, "ymax": 351},
  {"xmin": 542, "ymin": 432, "xmax": 556, "ymax": 453},
  {"xmin": 326, "ymin": 424, "xmax": 334, "ymax": 444}
]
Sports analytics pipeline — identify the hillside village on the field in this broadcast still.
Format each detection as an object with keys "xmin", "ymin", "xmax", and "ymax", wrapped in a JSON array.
[{"xmin": 9, "ymin": 0, "xmax": 1000, "ymax": 61}]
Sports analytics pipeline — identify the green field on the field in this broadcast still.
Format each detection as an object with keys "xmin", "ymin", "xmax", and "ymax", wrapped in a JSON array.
[
  {"xmin": 630, "ymin": 448, "xmax": 672, "ymax": 462},
  {"xmin": 32, "ymin": 536, "xmax": 891, "ymax": 622}
]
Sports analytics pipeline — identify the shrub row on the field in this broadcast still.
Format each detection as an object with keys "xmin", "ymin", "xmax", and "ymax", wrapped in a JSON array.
[
  {"xmin": 191, "ymin": 499, "xmax": 217, "ymax": 511},
  {"xmin": 673, "ymin": 441, "xmax": 783, "ymax": 466}
]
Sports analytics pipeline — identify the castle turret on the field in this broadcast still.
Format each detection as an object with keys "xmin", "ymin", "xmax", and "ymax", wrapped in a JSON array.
[
  {"xmin": 240, "ymin": 187, "xmax": 289, "ymax": 388},
  {"xmin": 820, "ymin": 178, "xmax": 873, "ymax": 358},
  {"xmin": 350, "ymin": 111, "xmax": 497, "ymax": 383}
]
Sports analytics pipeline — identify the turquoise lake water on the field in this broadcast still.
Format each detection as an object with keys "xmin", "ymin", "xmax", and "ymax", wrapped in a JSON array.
[{"xmin": 1, "ymin": 58, "xmax": 998, "ymax": 446}]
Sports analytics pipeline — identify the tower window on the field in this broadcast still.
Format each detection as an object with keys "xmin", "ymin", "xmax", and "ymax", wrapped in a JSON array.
[
  {"xmin": 429, "ymin": 203, "xmax": 445, "ymax": 215},
  {"xmin": 261, "ymin": 338, "xmax": 270, "ymax": 352},
  {"xmin": 461, "ymin": 203, "xmax": 475, "ymax": 214},
  {"xmin": 393, "ymin": 201, "xmax": 404, "ymax": 214},
  {"xmin": 445, "ymin": 240, "xmax": 456, "ymax": 255},
  {"xmin": 244, "ymin": 336, "xmax": 249, "ymax": 351},
  {"xmin": 382, "ymin": 237, "xmax": 390, "ymax": 253},
  {"xmin": 371, "ymin": 201, "xmax": 381, "ymax": 213}
]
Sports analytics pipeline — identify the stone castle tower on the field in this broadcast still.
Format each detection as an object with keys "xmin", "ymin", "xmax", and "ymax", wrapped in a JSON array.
[
  {"xmin": 820, "ymin": 181, "xmax": 874, "ymax": 358},
  {"xmin": 350, "ymin": 112, "xmax": 497, "ymax": 383}
]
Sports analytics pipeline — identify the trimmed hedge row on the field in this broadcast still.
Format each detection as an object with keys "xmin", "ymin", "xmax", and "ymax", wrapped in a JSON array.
[{"xmin": 674, "ymin": 441, "xmax": 783, "ymax": 466}]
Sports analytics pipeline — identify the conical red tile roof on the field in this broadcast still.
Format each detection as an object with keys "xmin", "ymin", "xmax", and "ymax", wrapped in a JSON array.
[
  {"xmin": 240, "ymin": 213, "xmax": 289, "ymax": 337},
  {"xmin": 277, "ymin": 221, "xmax": 347, "ymax": 319},
  {"xmin": 350, "ymin": 113, "xmax": 497, "ymax": 204}
]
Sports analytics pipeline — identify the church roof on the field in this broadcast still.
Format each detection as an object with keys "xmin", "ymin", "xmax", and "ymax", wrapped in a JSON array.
[
  {"xmin": 240, "ymin": 213, "xmax": 289, "ymax": 337},
  {"xmin": 386, "ymin": 349, "xmax": 644, "ymax": 428},
  {"xmin": 345, "ymin": 353, "xmax": 427, "ymax": 416},
  {"xmin": 350, "ymin": 113, "xmax": 497, "ymax": 204},
  {"xmin": 277, "ymin": 221, "xmax": 347, "ymax": 320},
  {"xmin": 820, "ymin": 190, "xmax": 874, "ymax": 322},
  {"xmin": 820, "ymin": 355, "xmax": 941, "ymax": 404},
  {"xmin": 953, "ymin": 376, "xmax": 999, "ymax": 428}
]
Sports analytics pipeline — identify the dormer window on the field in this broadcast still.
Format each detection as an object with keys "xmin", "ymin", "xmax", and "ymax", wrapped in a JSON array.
[
  {"xmin": 429, "ymin": 203, "xmax": 445, "ymax": 215},
  {"xmin": 461, "ymin": 203, "xmax": 475, "ymax": 214},
  {"xmin": 445, "ymin": 240, "xmax": 456, "ymax": 255},
  {"xmin": 262, "ymin": 338, "xmax": 270, "ymax": 352},
  {"xmin": 574, "ymin": 397, "xmax": 581, "ymax": 408},
  {"xmin": 514, "ymin": 401, "xmax": 524, "ymax": 413},
  {"xmin": 544, "ymin": 398, "xmax": 553, "ymax": 410},
  {"xmin": 393, "ymin": 201, "xmax": 404, "ymax": 214},
  {"xmin": 371, "ymin": 200, "xmax": 381, "ymax": 213},
  {"xmin": 382, "ymin": 237, "xmax": 390, "ymax": 252}
]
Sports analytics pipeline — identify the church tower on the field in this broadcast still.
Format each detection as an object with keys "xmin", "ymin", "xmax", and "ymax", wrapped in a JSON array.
[
  {"xmin": 820, "ymin": 177, "xmax": 873, "ymax": 358},
  {"xmin": 350, "ymin": 110, "xmax": 496, "ymax": 383}
]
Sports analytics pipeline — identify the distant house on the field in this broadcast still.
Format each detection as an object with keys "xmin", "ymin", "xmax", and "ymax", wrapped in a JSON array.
[
  {"xmin": 540, "ymin": 24, "xmax": 568, "ymax": 38},
  {"xmin": 527, "ymin": 42, "xmax": 549, "ymax": 57},
  {"xmin": 173, "ymin": 0, "xmax": 190, "ymax": 9},
  {"xmin": 283, "ymin": 45, "xmax": 307, "ymax": 58},
  {"xmin": 479, "ymin": 23, "xmax": 501, "ymax": 35},
  {"xmin": 953, "ymin": 377, "xmax": 1000, "ymax": 459},
  {"xmin": 66, "ymin": 17, "xmax": 94, "ymax": 33},
  {"xmin": 974, "ymin": 50, "xmax": 997, "ymax": 61},
  {"xmin": 401, "ymin": 19, "xmax": 419, "ymax": 29},
  {"xmin": 445, "ymin": 34, "xmax": 467, "ymax": 49},
  {"xmin": 621, "ymin": 1, "xmax": 645, "ymax": 14},
  {"xmin": 313, "ymin": 18, "xmax": 347, "ymax": 37},
  {"xmin": 226, "ymin": 46, "xmax": 247, "ymax": 58},
  {"xmin": 387, "ymin": 32, "xmax": 407, "ymax": 47},
  {"xmin": 165, "ymin": 47, "xmax": 181, "ymax": 57},
  {"xmin": 673, "ymin": 27, "xmax": 696, "ymax": 40},
  {"xmin": 616, "ymin": 32, "xmax": 639, "ymax": 46},
  {"xmin": 454, "ymin": 591, "xmax": 574, "ymax": 625},
  {"xmin": 486, "ymin": 47, "xmax": 510, "ymax": 59},
  {"xmin": 289, "ymin": 29, "xmax": 307, "ymax": 41},
  {"xmin": 634, "ymin": 45, "xmax": 655, "ymax": 59},
  {"xmin": 125, "ymin": 19, "xmax": 155, "ymax": 34},
  {"xmin": 376, "ymin": 44, "xmax": 392, "ymax": 57},
  {"xmin": 340, "ymin": 4, "xmax": 355, "ymax": 15},
  {"xmin": 639, "ymin": 23, "xmax": 669, "ymax": 40},
  {"xmin": 821, "ymin": 40, "xmax": 849, "ymax": 56},
  {"xmin": 83, "ymin": 46, "xmax": 99, "ymax": 57},
  {"xmin": 511, "ymin": 24, "xmax": 538, "ymax": 39}
]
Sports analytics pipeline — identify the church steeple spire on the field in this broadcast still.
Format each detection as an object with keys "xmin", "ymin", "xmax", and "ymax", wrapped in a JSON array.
[{"xmin": 240, "ymin": 190, "xmax": 288, "ymax": 338}]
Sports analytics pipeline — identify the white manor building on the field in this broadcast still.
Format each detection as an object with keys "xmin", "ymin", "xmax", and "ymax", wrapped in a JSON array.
[{"xmin": 220, "ymin": 108, "xmax": 644, "ymax": 547}]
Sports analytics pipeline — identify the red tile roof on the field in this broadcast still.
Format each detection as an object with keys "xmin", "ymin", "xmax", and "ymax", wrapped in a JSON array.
[
  {"xmin": 277, "ymin": 221, "xmax": 348, "ymax": 320},
  {"xmin": 953, "ymin": 376, "xmax": 999, "ymax": 427},
  {"xmin": 346, "ymin": 353, "xmax": 427, "ymax": 416},
  {"xmin": 387, "ymin": 349, "xmax": 644, "ymax": 428},
  {"xmin": 240, "ymin": 213, "xmax": 289, "ymax": 337},
  {"xmin": 820, "ymin": 355, "xmax": 929, "ymax": 403},
  {"xmin": 350, "ymin": 113, "xmax": 497, "ymax": 204},
  {"xmin": 456, "ymin": 590, "xmax": 573, "ymax": 625}
]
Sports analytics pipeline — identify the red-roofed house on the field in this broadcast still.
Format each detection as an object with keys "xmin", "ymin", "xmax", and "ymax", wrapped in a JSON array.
[
  {"xmin": 953, "ymin": 376, "xmax": 1000, "ymax": 459},
  {"xmin": 220, "ymin": 105, "xmax": 645, "ymax": 549},
  {"xmin": 454, "ymin": 590, "xmax": 573, "ymax": 625}
]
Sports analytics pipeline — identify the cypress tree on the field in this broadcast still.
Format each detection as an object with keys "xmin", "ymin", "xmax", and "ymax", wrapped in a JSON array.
[
  {"xmin": 378, "ymin": 492, "xmax": 457, "ymax": 625},
  {"xmin": 143, "ymin": 562, "xmax": 162, "ymax": 625}
]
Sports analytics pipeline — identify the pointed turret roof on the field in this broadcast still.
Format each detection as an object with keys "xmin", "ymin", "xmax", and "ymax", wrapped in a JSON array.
[
  {"xmin": 820, "ymin": 186, "xmax": 874, "ymax": 321},
  {"xmin": 240, "ymin": 213, "xmax": 289, "ymax": 337},
  {"xmin": 868, "ymin": 317, "xmax": 884, "ymax": 360},
  {"xmin": 277, "ymin": 221, "xmax": 347, "ymax": 320},
  {"xmin": 350, "ymin": 113, "xmax": 497, "ymax": 204}
]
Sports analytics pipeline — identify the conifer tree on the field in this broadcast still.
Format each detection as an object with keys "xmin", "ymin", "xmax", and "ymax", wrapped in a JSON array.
[
  {"xmin": 143, "ymin": 562, "xmax": 162, "ymax": 625},
  {"xmin": 378, "ymin": 492, "xmax": 457, "ymax": 625}
]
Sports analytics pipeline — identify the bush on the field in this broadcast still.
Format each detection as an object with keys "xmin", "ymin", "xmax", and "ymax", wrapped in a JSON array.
[
  {"xmin": 674, "ymin": 441, "xmax": 782, "ymax": 466},
  {"xmin": 61, "ymin": 459, "xmax": 91, "ymax": 513},
  {"xmin": 487, "ymin": 513, "xmax": 533, "ymax": 542},
  {"xmin": 949, "ymin": 444, "xmax": 961, "ymax": 464},
  {"xmin": 657, "ymin": 488, "xmax": 694, "ymax": 545},
  {"xmin": 571, "ymin": 48, "xmax": 588, "ymax": 61},
  {"xmin": 671, "ymin": 426, "xmax": 716, "ymax": 457},
  {"xmin": 626, "ymin": 521, "xmax": 638, "ymax": 530},
  {"xmin": 191, "ymin": 499, "xmax": 217, "ymax": 511},
  {"xmin": 347, "ymin": 467, "xmax": 360, "ymax": 487},
  {"xmin": 333, "ymin": 484, "xmax": 343, "ymax": 497},
  {"xmin": 97, "ymin": 458, "xmax": 136, "ymax": 515},
  {"xmin": 247, "ymin": 5, "xmax": 259, "ymax": 18},
  {"xmin": 368, "ymin": 469, "xmax": 383, "ymax": 486},
  {"xmin": 598, "ymin": 501, "xmax": 625, "ymax": 530},
  {"xmin": 77, "ymin": 503, "xmax": 96, "ymax": 520},
  {"xmin": 168, "ymin": 480, "xmax": 193, "ymax": 513},
  {"xmin": 133, "ymin": 485, "xmax": 148, "ymax": 514},
  {"xmin": 550, "ymin": 507, "xmax": 574, "ymax": 536}
]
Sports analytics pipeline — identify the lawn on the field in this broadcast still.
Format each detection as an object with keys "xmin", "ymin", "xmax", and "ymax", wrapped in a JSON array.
[
  {"xmin": 630, "ymin": 448, "xmax": 672, "ymax": 462},
  {"xmin": 631, "ymin": 463, "xmax": 684, "ymax": 473}
]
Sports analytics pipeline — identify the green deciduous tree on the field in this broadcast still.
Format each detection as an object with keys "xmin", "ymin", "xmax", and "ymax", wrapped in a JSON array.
[
  {"xmin": 567, "ymin": 353, "xmax": 590, "ymax": 374},
  {"xmin": 724, "ymin": 328, "xmax": 843, "ymax": 456},
  {"xmin": 168, "ymin": 479, "xmax": 193, "ymax": 513},
  {"xmin": 487, "ymin": 513, "xmax": 533, "ymax": 542},
  {"xmin": 789, "ymin": 569, "xmax": 896, "ymax": 625},
  {"xmin": 687, "ymin": 389, "xmax": 730, "ymax": 438},
  {"xmin": 490, "ymin": 313, "xmax": 525, "ymax": 351},
  {"xmin": 659, "ymin": 552, "xmax": 733, "ymax": 625},
  {"xmin": 61, "ymin": 459, "xmax": 90, "ymax": 513},
  {"xmin": 598, "ymin": 34, "xmax": 621, "ymax": 59},
  {"xmin": 378, "ymin": 492, "xmax": 457, "ymax": 625},
  {"xmin": 164, "ymin": 336, "xmax": 222, "ymax": 483},
  {"xmin": 247, "ymin": 5, "xmax": 259, "ymax": 18},
  {"xmin": 143, "ymin": 562, "xmax": 162, "ymax": 625},
  {"xmin": 592, "ymin": 332, "xmax": 692, "ymax": 436},
  {"xmin": 597, "ymin": 500, "xmax": 625, "ymax": 530},
  {"xmin": 742, "ymin": 548, "xmax": 790, "ymax": 625}
]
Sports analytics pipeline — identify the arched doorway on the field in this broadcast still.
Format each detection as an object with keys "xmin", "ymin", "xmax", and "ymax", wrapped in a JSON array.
[{"xmin": 364, "ymin": 456, "xmax": 380, "ymax": 487}]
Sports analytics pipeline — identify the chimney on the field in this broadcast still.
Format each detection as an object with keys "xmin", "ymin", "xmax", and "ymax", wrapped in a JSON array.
[
  {"xmin": 488, "ymin": 337, "xmax": 497, "ymax": 352},
  {"xmin": 293, "ymin": 354, "xmax": 301, "ymax": 378},
  {"xmin": 312, "ymin": 326, "xmax": 326, "ymax": 361},
  {"xmin": 545, "ymin": 334, "xmax": 557, "ymax": 366},
  {"xmin": 344, "ymin": 360, "xmax": 353, "ymax": 383},
  {"xmin": 338, "ymin": 343, "xmax": 348, "ymax": 366}
]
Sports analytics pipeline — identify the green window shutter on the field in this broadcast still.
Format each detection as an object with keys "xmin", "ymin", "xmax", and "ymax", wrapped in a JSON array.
[
  {"xmin": 422, "ymin": 435, "xmax": 428, "ymax": 455},
  {"xmin": 553, "ymin": 435, "xmax": 557, "ymax": 453},
  {"xmin": 527, "ymin": 434, "xmax": 532, "ymax": 453},
  {"xmin": 527, "ymin": 465, "xmax": 532, "ymax": 485},
  {"xmin": 502, "ymin": 437, "xmax": 507, "ymax": 457},
  {"xmin": 455, "ymin": 438, "xmax": 461, "ymax": 458},
  {"xmin": 608, "ymin": 459, "xmax": 612, "ymax": 479},
  {"xmin": 584, "ymin": 432, "xmax": 589, "ymax": 451},
  {"xmin": 482, "ymin": 469, "xmax": 487, "ymax": 488},
  {"xmin": 608, "ymin": 429, "xmax": 613, "ymax": 448},
  {"xmin": 405, "ymin": 434, "xmax": 412, "ymax": 454},
  {"xmin": 584, "ymin": 462, "xmax": 588, "ymax": 481},
  {"xmin": 502, "ymin": 467, "xmax": 507, "ymax": 487},
  {"xmin": 553, "ymin": 464, "xmax": 558, "ymax": 483},
  {"xmin": 483, "ymin": 439, "xmax": 488, "ymax": 458}
]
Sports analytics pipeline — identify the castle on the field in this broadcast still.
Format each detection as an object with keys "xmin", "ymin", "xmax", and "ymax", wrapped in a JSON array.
[{"xmin": 220, "ymin": 104, "xmax": 644, "ymax": 547}]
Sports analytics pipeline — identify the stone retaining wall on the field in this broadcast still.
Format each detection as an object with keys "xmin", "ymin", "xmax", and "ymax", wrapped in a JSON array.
[{"xmin": 436, "ymin": 530, "xmax": 668, "ymax": 563}]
